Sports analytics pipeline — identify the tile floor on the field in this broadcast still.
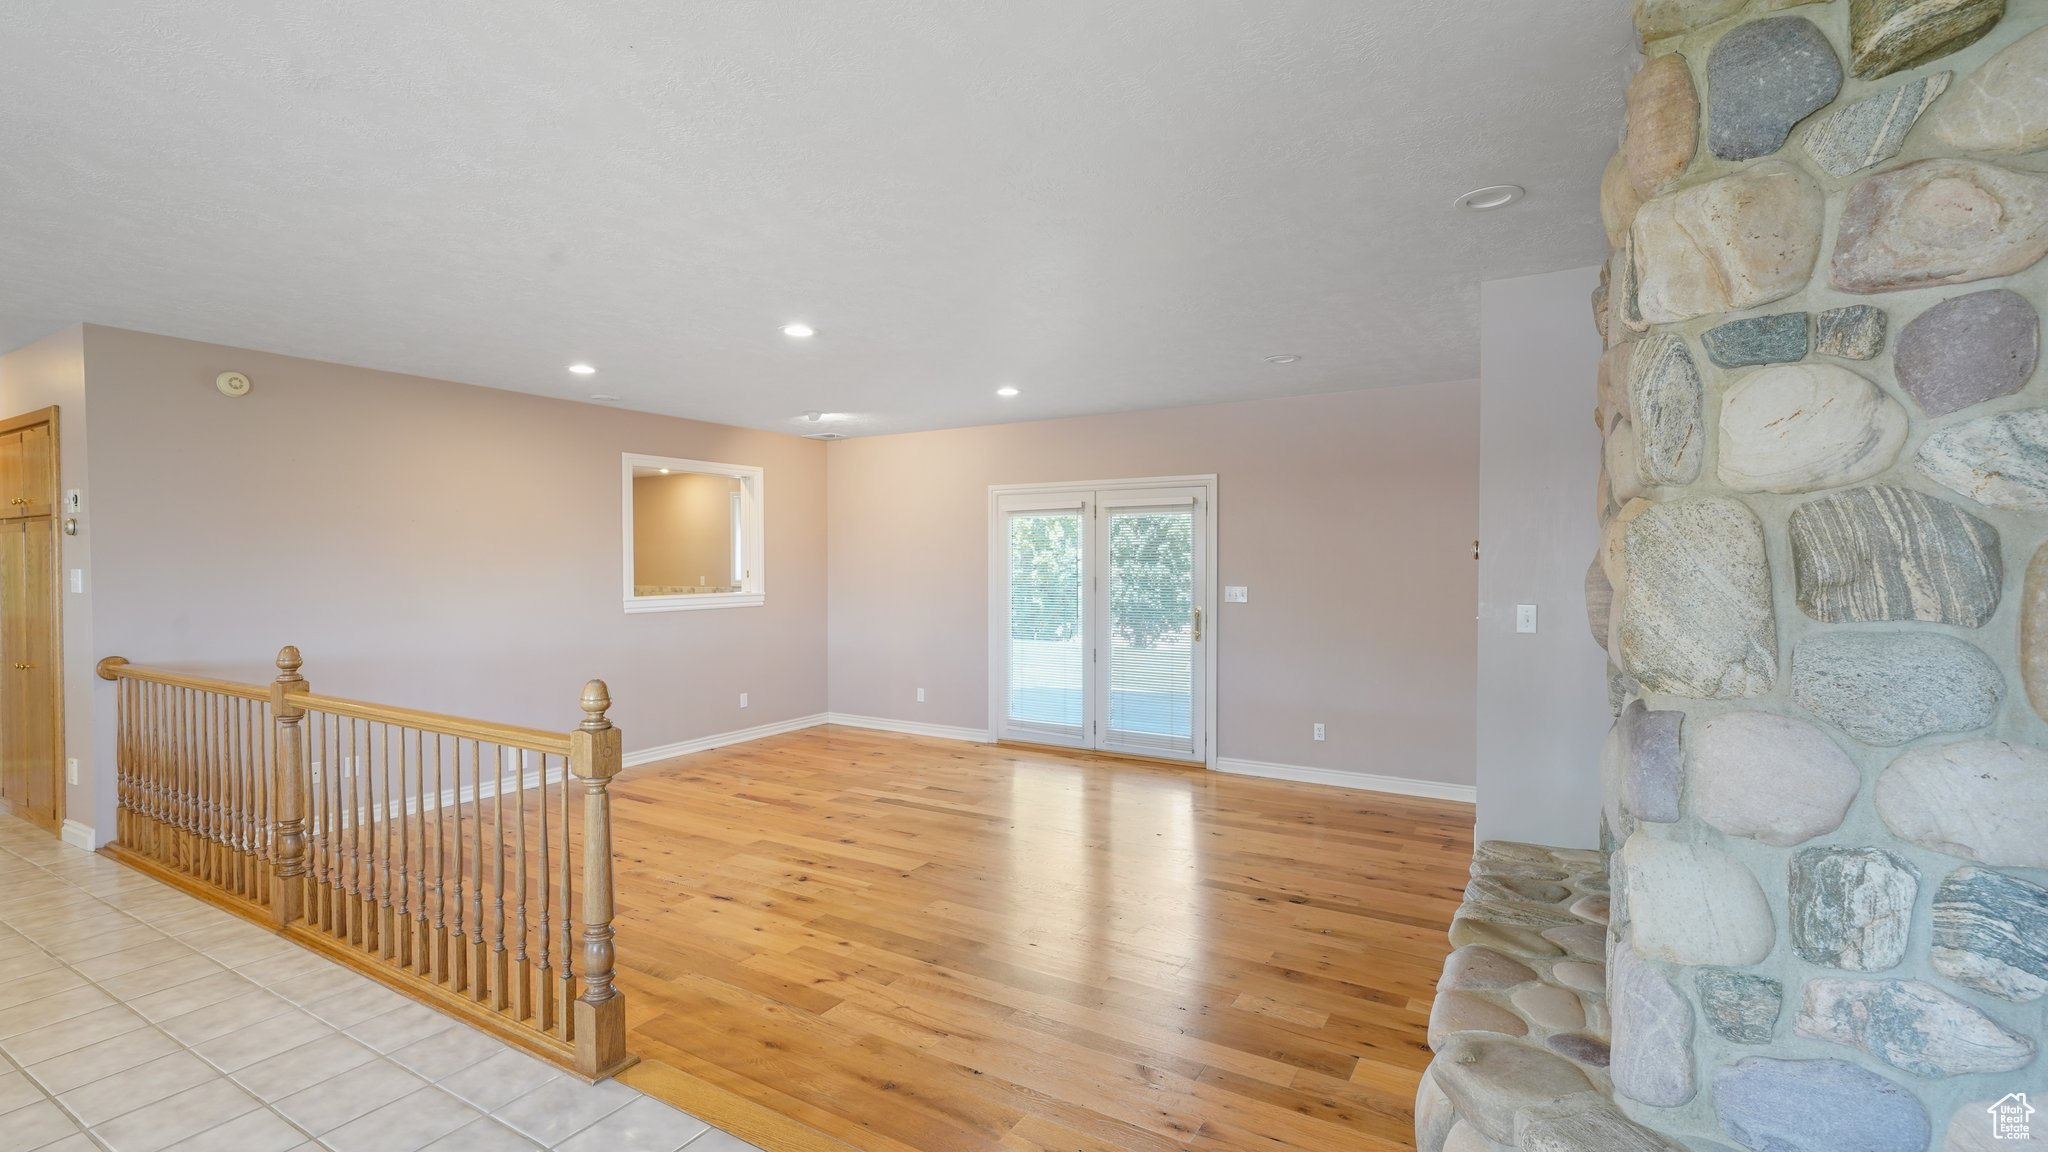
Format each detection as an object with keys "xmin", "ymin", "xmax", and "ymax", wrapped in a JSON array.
[{"xmin": 0, "ymin": 814, "xmax": 765, "ymax": 1152}]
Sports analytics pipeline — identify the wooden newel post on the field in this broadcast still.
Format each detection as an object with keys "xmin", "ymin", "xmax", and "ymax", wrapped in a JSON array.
[
  {"xmin": 270, "ymin": 646, "xmax": 311, "ymax": 929},
  {"xmin": 569, "ymin": 679, "xmax": 629, "ymax": 1079}
]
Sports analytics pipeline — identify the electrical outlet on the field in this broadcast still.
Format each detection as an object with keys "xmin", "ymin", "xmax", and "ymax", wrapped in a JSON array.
[
  {"xmin": 1313, "ymin": 723, "xmax": 1326, "ymax": 742},
  {"xmin": 66, "ymin": 758, "xmax": 78, "ymax": 787},
  {"xmin": 310, "ymin": 760, "xmax": 323, "ymax": 783},
  {"xmin": 916, "ymin": 688, "xmax": 926, "ymax": 703},
  {"xmin": 739, "ymin": 692, "xmax": 749, "ymax": 709}
]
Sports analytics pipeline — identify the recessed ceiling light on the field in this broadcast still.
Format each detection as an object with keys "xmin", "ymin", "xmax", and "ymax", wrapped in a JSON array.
[
  {"xmin": 782, "ymin": 323, "xmax": 815, "ymax": 339},
  {"xmin": 590, "ymin": 393, "xmax": 621, "ymax": 403},
  {"xmin": 1264, "ymin": 354, "xmax": 1302, "ymax": 365},
  {"xmin": 568, "ymin": 363, "xmax": 597, "ymax": 375},
  {"xmin": 1454, "ymin": 185, "xmax": 1526, "ymax": 211},
  {"xmin": 996, "ymin": 386, "xmax": 1020, "ymax": 397},
  {"xmin": 658, "ymin": 468, "xmax": 671, "ymax": 475}
]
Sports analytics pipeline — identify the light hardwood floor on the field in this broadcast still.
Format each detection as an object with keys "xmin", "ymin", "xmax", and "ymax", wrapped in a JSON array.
[{"xmin": 608, "ymin": 726, "xmax": 1475, "ymax": 1152}]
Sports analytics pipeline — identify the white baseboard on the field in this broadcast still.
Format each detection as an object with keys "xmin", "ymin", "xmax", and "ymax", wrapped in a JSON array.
[
  {"xmin": 61, "ymin": 820, "xmax": 99, "ymax": 851},
  {"xmin": 1214, "ymin": 757, "xmax": 1476, "ymax": 804},
  {"xmin": 624, "ymin": 713, "xmax": 830, "ymax": 768},
  {"xmin": 824, "ymin": 713, "xmax": 992, "ymax": 744}
]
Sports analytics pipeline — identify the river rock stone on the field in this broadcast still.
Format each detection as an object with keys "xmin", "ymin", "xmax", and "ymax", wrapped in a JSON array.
[
  {"xmin": 1617, "ymin": 498, "xmax": 1777, "ymax": 699},
  {"xmin": 1792, "ymin": 631, "xmax": 2002, "ymax": 746},
  {"xmin": 1797, "ymin": 978, "xmax": 2036, "ymax": 1076},
  {"xmin": 1516, "ymin": 1097, "xmax": 1688, "ymax": 1152},
  {"xmin": 1606, "ymin": 418, "xmax": 1648, "ymax": 505},
  {"xmin": 1815, "ymin": 304, "xmax": 1888, "ymax": 359},
  {"xmin": 1849, "ymin": 0, "xmax": 2005, "ymax": 79},
  {"xmin": 1708, "ymin": 17, "xmax": 1843, "ymax": 161},
  {"xmin": 1697, "ymin": 969, "xmax": 1781, "ymax": 1044},
  {"xmin": 1570, "ymin": 894, "xmax": 1609, "ymax": 925},
  {"xmin": 2029, "ymin": 545, "xmax": 2048, "ymax": 723},
  {"xmin": 1946, "ymin": 1099, "xmax": 2031, "ymax": 1152},
  {"xmin": 1804, "ymin": 72, "xmax": 1953, "ymax": 177},
  {"xmin": 1789, "ymin": 486, "xmax": 2003, "ymax": 627},
  {"xmin": 1586, "ymin": 556, "xmax": 1613, "ymax": 652},
  {"xmin": 1926, "ymin": 26, "xmax": 2048, "ymax": 154},
  {"xmin": 1703, "ymin": 313, "xmax": 1808, "ymax": 368},
  {"xmin": 1932, "ymin": 866, "xmax": 2048, "ymax": 1002},
  {"xmin": 1921, "ymin": 409, "xmax": 2048, "ymax": 512},
  {"xmin": 1417, "ymin": 1068, "xmax": 1456, "ymax": 1152},
  {"xmin": 1715, "ymin": 1058, "xmax": 1930, "ymax": 1152},
  {"xmin": 1878, "ymin": 741, "xmax": 2048, "ymax": 867},
  {"xmin": 1511, "ymin": 984, "xmax": 1586, "ymax": 1031},
  {"xmin": 1791, "ymin": 848, "xmax": 1918, "ymax": 971},
  {"xmin": 1620, "ymin": 700, "xmax": 1682, "ymax": 824},
  {"xmin": 1895, "ymin": 289, "xmax": 2041, "ymax": 417},
  {"xmin": 1833, "ymin": 161, "xmax": 2048, "ymax": 293},
  {"xmin": 1603, "ymin": 153, "xmax": 1645, "ymax": 254},
  {"xmin": 1451, "ymin": 918, "xmax": 1566, "ymax": 958},
  {"xmin": 1440, "ymin": 1122, "xmax": 1501, "ymax": 1152},
  {"xmin": 1634, "ymin": 161, "xmax": 1824, "ymax": 324},
  {"xmin": 1545, "ymin": 924, "xmax": 1607, "ymax": 962},
  {"xmin": 1430, "ymin": 991, "xmax": 1530, "ymax": 1048},
  {"xmin": 1432, "ymin": 1035, "xmax": 1595, "ymax": 1145},
  {"xmin": 1692, "ymin": 711, "xmax": 1860, "ymax": 846},
  {"xmin": 1552, "ymin": 961, "xmax": 1608, "ymax": 995},
  {"xmin": 1611, "ymin": 948, "xmax": 1695, "ymax": 1106},
  {"xmin": 1620, "ymin": 836, "xmax": 1775, "ymax": 965},
  {"xmin": 1442, "ymin": 946, "xmax": 1540, "ymax": 992},
  {"xmin": 1636, "ymin": 0, "xmax": 1748, "ymax": 40},
  {"xmin": 1546, "ymin": 1034, "xmax": 1611, "ymax": 1068},
  {"xmin": 1628, "ymin": 336, "xmax": 1704, "ymax": 486},
  {"xmin": 1627, "ymin": 54, "xmax": 1699, "ymax": 196},
  {"xmin": 1717, "ymin": 364, "xmax": 1909, "ymax": 494}
]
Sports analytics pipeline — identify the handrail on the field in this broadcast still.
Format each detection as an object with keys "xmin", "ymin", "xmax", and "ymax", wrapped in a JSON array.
[
  {"xmin": 94, "ymin": 645, "xmax": 632, "ymax": 1081},
  {"xmin": 95, "ymin": 657, "xmax": 270, "ymax": 701},
  {"xmin": 290, "ymin": 692, "xmax": 572, "ymax": 754},
  {"xmin": 95, "ymin": 658, "xmax": 570, "ymax": 751}
]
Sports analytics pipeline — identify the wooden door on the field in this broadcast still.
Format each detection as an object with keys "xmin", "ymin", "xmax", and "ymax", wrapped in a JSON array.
[{"xmin": 0, "ymin": 408, "xmax": 61, "ymax": 833}]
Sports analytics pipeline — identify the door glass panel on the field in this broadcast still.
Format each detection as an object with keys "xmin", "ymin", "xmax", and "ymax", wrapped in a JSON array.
[
  {"xmin": 1007, "ymin": 511, "xmax": 1085, "ymax": 733},
  {"xmin": 1106, "ymin": 509, "xmax": 1194, "ymax": 751}
]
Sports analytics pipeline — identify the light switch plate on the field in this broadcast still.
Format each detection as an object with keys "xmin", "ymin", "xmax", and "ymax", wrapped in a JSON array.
[
  {"xmin": 68, "ymin": 569, "xmax": 83, "ymax": 594},
  {"xmin": 1224, "ymin": 586, "xmax": 1249, "ymax": 603},
  {"xmin": 1516, "ymin": 604, "xmax": 1538, "ymax": 633}
]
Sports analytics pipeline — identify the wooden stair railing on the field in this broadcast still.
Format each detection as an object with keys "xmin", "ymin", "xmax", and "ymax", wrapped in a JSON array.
[{"xmin": 96, "ymin": 647, "xmax": 633, "ymax": 1081}]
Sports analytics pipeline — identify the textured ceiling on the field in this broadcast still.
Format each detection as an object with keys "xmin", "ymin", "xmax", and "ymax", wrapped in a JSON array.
[{"xmin": 0, "ymin": 1, "xmax": 1633, "ymax": 436}]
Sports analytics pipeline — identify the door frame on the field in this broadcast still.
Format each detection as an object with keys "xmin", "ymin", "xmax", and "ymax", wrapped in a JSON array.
[
  {"xmin": 0, "ymin": 405, "xmax": 63, "ymax": 833},
  {"xmin": 987, "ymin": 474, "xmax": 1218, "ymax": 768}
]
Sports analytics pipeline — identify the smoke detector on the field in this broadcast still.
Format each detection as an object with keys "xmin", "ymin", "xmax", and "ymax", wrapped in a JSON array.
[{"xmin": 215, "ymin": 371, "xmax": 252, "ymax": 397}]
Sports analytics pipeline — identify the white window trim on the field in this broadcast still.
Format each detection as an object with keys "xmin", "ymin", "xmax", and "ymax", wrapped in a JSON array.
[
  {"xmin": 622, "ymin": 453, "xmax": 766, "ymax": 614},
  {"xmin": 986, "ymin": 474, "xmax": 1219, "ymax": 767}
]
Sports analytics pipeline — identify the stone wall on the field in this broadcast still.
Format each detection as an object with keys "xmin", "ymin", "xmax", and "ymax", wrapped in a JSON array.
[
  {"xmin": 1421, "ymin": 2, "xmax": 2048, "ymax": 1150},
  {"xmin": 1595, "ymin": 0, "xmax": 2048, "ymax": 1148}
]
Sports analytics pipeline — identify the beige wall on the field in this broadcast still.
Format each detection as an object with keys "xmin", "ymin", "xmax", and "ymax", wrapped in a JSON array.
[
  {"xmin": 0, "ymin": 327, "xmax": 95, "ymax": 835},
  {"xmin": 75, "ymin": 325, "xmax": 828, "ymax": 836},
  {"xmin": 632, "ymin": 472, "xmax": 738, "ymax": 590},
  {"xmin": 826, "ymin": 384, "xmax": 1481, "ymax": 785}
]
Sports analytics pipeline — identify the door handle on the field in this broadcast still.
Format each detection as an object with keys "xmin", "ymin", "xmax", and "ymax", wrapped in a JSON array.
[{"xmin": 1192, "ymin": 608, "xmax": 1202, "ymax": 643}]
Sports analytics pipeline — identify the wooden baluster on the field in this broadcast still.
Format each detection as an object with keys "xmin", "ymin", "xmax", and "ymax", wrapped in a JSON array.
[
  {"xmin": 559, "ymin": 738, "xmax": 574, "ymax": 1041},
  {"xmin": 204, "ymin": 691, "xmax": 218, "ymax": 885},
  {"xmin": 492, "ymin": 745, "xmax": 509, "ymax": 1012},
  {"xmin": 571, "ymin": 681, "xmax": 626, "ymax": 1077},
  {"xmin": 328, "ymin": 710, "xmax": 344, "ymax": 935},
  {"xmin": 514, "ymin": 747, "xmax": 531, "ymax": 1022},
  {"xmin": 390, "ymin": 724, "xmax": 406, "ymax": 968},
  {"xmin": 451, "ymin": 736, "xmax": 467, "ymax": 994},
  {"xmin": 225, "ymin": 693, "xmax": 241, "ymax": 894},
  {"xmin": 537, "ymin": 750, "xmax": 554, "ymax": 1034},
  {"xmin": 270, "ymin": 647, "xmax": 310, "ymax": 929},
  {"xmin": 181, "ymin": 686, "xmax": 196, "ymax": 875},
  {"xmin": 151, "ymin": 682, "xmax": 165, "ymax": 861},
  {"xmin": 410, "ymin": 729, "xmax": 427, "ymax": 973},
  {"xmin": 431, "ymin": 734, "xmax": 448, "ymax": 983},
  {"xmin": 470, "ymin": 740, "xmax": 488, "ymax": 1001}
]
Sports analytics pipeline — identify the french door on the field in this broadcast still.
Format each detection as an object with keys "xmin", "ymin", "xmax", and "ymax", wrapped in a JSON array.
[{"xmin": 991, "ymin": 478, "xmax": 1214, "ymax": 763}]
